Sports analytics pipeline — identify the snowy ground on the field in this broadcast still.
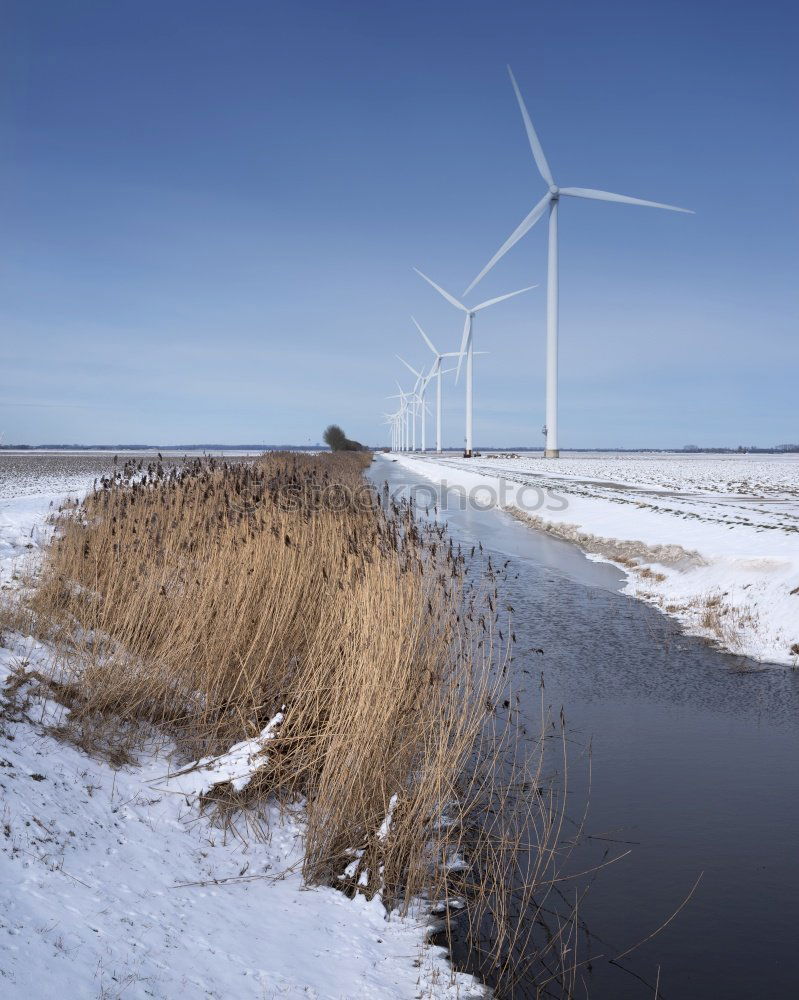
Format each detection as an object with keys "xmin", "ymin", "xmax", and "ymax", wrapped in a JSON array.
[
  {"xmin": 0, "ymin": 471, "xmax": 482, "ymax": 999},
  {"xmin": 389, "ymin": 452, "xmax": 799, "ymax": 667}
]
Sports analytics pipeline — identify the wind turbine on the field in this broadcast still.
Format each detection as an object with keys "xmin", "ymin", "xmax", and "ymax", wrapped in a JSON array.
[
  {"xmin": 414, "ymin": 268, "xmax": 536, "ymax": 457},
  {"xmin": 465, "ymin": 66, "xmax": 693, "ymax": 458},
  {"xmin": 386, "ymin": 385, "xmax": 412, "ymax": 450},
  {"xmin": 399, "ymin": 382, "xmax": 419, "ymax": 452},
  {"xmin": 383, "ymin": 411, "xmax": 401, "ymax": 452},
  {"xmin": 397, "ymin": 355, "xmax": 437, "ymax": 452},
  {"xmin": 397, "ymin": 383, "xmax": 415, "ymax": 451},
  {"xmin": 396, "ymin": 356, "xmax": 425, "ymax": 451},
  {"xmin": 410, "ymin": 318, "xmax": 463, "ymax": 453}
]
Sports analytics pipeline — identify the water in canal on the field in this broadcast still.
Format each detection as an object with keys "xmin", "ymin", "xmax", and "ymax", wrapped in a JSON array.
[{"xmin": 369, "ymin": 456, "xmax": 799, "ymax": 999}]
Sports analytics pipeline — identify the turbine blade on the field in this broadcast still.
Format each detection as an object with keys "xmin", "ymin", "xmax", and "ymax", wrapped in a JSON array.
[
  {"xmin": 507, "ymin": 65, "xmax": 554, "ymax": 187},
  {"xmin": 473, "ymin": 284, "xmax": 538, "ymax": 311},
  {"xmin": 396, "ymin": 354, "xmax": 422, "ymax": 379},
  {"xmin": 455, "ymin": 314, "xmax": 471, "ymax": 384},
  {"xmin": 559, "ymin": 187, "xmax": 694, "ymax": 213},
  {"xmin": 413, "ymin": 268, "xmax": 467, "ymax": 311},
  {"xmin": 463, "ymin": 193, "xmax": 551, "ymax": 295},
  {"xmin": 411, "ymin": 316, "xmax": 439, "ymax": 356}
]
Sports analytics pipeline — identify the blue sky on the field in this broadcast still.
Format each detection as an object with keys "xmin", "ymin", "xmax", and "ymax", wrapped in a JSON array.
[{"xmin": 2, "ymin": 0, "xmax": 796, "ymax": 447}]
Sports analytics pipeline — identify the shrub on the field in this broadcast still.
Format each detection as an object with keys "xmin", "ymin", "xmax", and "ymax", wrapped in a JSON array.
[{"xmin": 323, "ymin": 424, "xmax": 365, "ymax": 451}]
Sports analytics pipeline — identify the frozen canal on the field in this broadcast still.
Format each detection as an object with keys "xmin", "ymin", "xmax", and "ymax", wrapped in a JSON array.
[
  {"xmin": 371, "ymin": 455, "xmax": 799, "ymax": 999},
  {"xmin": 393, "ymin": 451, "xmax": 799, "ymax": 666}
]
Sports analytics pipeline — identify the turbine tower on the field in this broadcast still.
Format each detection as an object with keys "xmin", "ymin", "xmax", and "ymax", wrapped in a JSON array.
[
  {"xmin": 414, "ymin": 268, "xmax": 535, "ymax": 457},
  {"xmin": 465, "ymin": 66, "xmax": 693, "ymax": 458}
]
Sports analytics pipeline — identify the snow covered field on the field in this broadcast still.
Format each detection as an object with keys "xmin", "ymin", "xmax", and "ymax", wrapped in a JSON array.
[
  {"xmin": 0, "ymin": 464, "xmax": 482, "ymax": 999},
  {"xmin": 390, "ymin": 452, "xmax": 799, "ymax": 666}
]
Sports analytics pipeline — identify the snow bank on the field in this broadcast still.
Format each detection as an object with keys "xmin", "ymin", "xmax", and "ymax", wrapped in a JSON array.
[
  {"xmin": 0, "ymin": 475, "xmax": 485, "ymax": 999},
  {"xmin": 390, "ymin": 453, "xmax": 799, "ymax": 667}
]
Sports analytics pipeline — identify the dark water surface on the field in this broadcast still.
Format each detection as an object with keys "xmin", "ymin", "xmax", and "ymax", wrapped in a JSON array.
[{"xmin": 369, "ymin": 456, "xmax": 799, "ymax": 999}]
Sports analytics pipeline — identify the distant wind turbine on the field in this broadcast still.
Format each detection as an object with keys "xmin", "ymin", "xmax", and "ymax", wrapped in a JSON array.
[
  {"xmin": 411, "ymin": 318, "xmax": 464, "ymax": 453},
  {"xmin": 414, "ymin": 268, "xmax": 536, "ymax": 457},
  {"xmin": 465, "ymin": 65, "xmax": 693, "ymax": 458},
  {"xmin": 386, "ymin": 384, "xmax": 412, "ymax": 451},
  {"xmin": 382, "ymin": 411, "xmax": 401, "ymax": 452},
  {"xmin": 396, "ymin": 355, "xmax": 430, "ymax": 451}
]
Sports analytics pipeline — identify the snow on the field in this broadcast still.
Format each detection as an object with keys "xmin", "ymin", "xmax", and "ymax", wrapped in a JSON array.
[
  {"xmin": 1, "ymin": 494, "xmax": 80, "ymax": 589},
  {"xmin": 377, "ymin": 795, "xmax": 399, "ymax": 843},
  {"xmin": 0, "ymin": 471, "xmax": 485, "ymax": 999},
  {"xmin": 388, "ymin": 452, "xmax": 799, "ymax": 667},
  {"xmin": 155, "ymin": 710, "xmax": 285, "ymax": 803}
]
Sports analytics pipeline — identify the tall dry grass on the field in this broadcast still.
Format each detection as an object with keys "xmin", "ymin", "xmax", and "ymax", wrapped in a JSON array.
[{"xmin": 18, "ymin": 451, "xmax": 577, "ymax": 996}]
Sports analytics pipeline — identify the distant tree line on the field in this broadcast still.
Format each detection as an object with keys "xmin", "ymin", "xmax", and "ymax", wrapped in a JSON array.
[{"xmin": 681, "ymin": 444, "xmax": 799, "ymax": 454}]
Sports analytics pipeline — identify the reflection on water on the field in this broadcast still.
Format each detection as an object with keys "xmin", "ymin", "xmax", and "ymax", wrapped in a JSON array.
[{"xmin": 370, "ymin": 457, "xmax": 799, "ymax": 999}]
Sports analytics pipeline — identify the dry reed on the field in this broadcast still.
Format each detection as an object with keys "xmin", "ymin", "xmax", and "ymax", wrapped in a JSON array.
[{"xmin": 15, "ymin": 451, "xmax": 577, "ymax": 996}]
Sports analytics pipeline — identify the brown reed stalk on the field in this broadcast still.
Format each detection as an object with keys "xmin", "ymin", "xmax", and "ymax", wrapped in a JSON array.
[{"xmin": 18, "ymin": 450, "xmax": 577, "ymax": 996}]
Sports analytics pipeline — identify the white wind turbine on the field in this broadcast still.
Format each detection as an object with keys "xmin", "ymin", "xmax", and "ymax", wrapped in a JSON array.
[
  {"xmin": 410, "ymin": 318, "xmax": 464, "ymax": 453},
  {"xmin": 414, "ymin": 268, "xmax": 536, "ymax": 457},
  {"xmin": 386, "ymin": 384, "xmax": 412, "ymax": 450},
  {"xmin": 398, "ymin": 359, "xmax": 459, "ymax": 454},
  {"xmin": 397, "ymin": 355, "xmax": 441, "ymax": 453},
  {"xmin": 392, "ymin": 368, "xmax": 425, "ymax": 451},
  {"xmin": 396, "ymin": 356, "xmax": 426, "ymax": 451},
  {"xmin": 465, "ymin": 66, "xmax": 693, "ymax": 458},
  {"xmin": 396, "ymin": 382, "xmax": 418, "ymax": 452},
  {"xmin": 383, "ymin": 411, "xmax": 401, "ymax": 452}
]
